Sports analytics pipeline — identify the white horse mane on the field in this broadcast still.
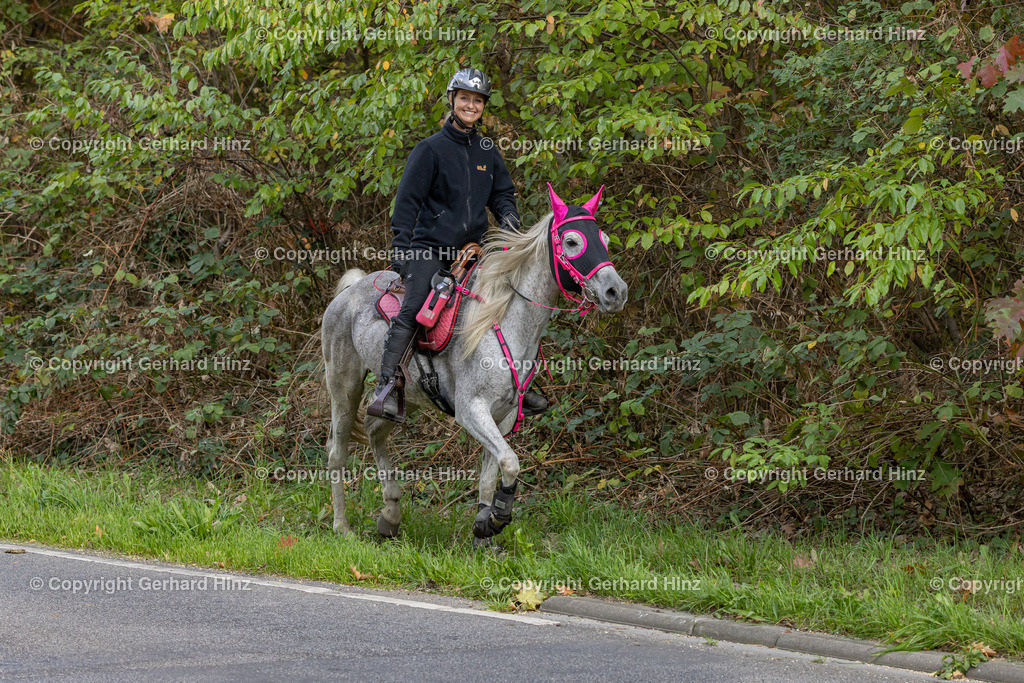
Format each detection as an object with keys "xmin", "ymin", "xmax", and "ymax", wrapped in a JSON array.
[{"xmin": 458, "ymin": 212, "xmax": 552, "ymax": 358}]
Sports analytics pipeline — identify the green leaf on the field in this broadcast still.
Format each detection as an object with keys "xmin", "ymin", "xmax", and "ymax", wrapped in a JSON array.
[
  {"xmin": 727, "ymin": 411, "xmax": 750, "ymax": 426},
  {"xmin": 1003, "ymin": 87, "xmax": 1024, "ymax": 114},
  {"xmin": 903, "ymin": 107, "xmax": 924, "ymax": 134}
]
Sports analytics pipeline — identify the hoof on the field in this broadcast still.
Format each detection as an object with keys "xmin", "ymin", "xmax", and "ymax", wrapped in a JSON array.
[{"xmin": 376, "ymin": 514, "xmax": 400, "ymax": 538}]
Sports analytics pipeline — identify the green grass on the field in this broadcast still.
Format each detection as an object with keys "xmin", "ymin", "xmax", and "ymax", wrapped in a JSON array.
[{"xmin": 1, "ymin": 460, "xmax": 1023, "ymax": 661}]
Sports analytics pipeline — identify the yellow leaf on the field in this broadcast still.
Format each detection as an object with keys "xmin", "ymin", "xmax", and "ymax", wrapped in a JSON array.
[
  {"xmin": 546, "ymin": 14, "xmax": 555, "ymax": 34},
  {"xmin": 807, "ymin": 340, "xmax": 817, "ymax": 349},
  {"xmin": 382, "ymin": 60, "xmax": 390, "ymax": 70},
  {"xmin": 1012, "ymin": 208, "xmax": 1019, "ymax": 223},
  {"xmin": 514, "ymin": 586, "xmax": 545, "ymax": 610},
  {"xmin": 822, "ymin": 177, "xmax": 829, "ymax": 191},
  {"xmin": 299, "ymin": 69, "xmax": 308, "ymax": 80}
]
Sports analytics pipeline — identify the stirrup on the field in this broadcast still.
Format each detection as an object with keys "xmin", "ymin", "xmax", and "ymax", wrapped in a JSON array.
[{"xmin": 367, "ymin": 376, "xmax": 406, "ymax": 423}]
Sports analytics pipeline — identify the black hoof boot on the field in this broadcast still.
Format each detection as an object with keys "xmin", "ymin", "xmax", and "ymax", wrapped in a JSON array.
[
  {"xmin": 472, "ymin": 482, "xmax": 517, "ymax": 539},
  {"xmin": 376, "ymin": 514, "xmax": 401, "ymax": 538}
]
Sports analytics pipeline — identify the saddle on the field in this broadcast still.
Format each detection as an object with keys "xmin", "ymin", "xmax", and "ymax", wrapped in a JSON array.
[
  {"xmin": 374, "ymin": 243, "xmax": 482, "ymax": 354},
  {"xmin": 367, "ymin": 244, "xmax": 482, "ymax": 422}
]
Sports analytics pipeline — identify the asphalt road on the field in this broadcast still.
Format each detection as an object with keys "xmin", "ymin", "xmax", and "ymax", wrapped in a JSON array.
[{"xmin": 0, "ymin": 542, "xmax": 935, "ymax": 682}]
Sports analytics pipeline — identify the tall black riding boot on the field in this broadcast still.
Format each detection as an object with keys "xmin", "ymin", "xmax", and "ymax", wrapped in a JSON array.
[
  {"xmin": 521, "ymin": 390, "xmax": 549, "ymax": 416},
  {"xmin": 367, "ymin": 319, "xmax": 418, "ymax": 422}
]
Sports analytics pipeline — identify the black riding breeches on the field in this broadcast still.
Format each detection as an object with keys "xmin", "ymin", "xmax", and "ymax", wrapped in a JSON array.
[{"xmin": 393, "ymin": 249, "xmax": 450, "ymax": 329}]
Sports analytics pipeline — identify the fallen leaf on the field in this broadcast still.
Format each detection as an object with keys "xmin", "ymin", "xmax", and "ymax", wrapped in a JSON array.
[
  {"xmin": 971, "ymin": 642, "xmax": 997, "ymax": 657},
  {"xmin": 276, "ymin": 535, "xmax": 297, "ymax": 549},
  {"xmin": 792, "ymin": 553, "xmax": 815, "ymax": 569},
  {"xmin": 95, "ymin": 525, "xmax": 103, "ymax": 538},
  {"xmin": 349, "ymin": 565, "xmax": 374, "ymax": 580},
  {"xmin": 5, "ymin": 549, "xmax": 26, "ymax": 554},
  {"xmin": 514, "ymin": 585, "xmax": 546, "ymax": 610},
  {"xmin": 556, "ymin": 585, "xmax": 575, "ymax": 596}
]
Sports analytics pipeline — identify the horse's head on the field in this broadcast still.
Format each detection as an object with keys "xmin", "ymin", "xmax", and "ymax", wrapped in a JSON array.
[{"xmin": 546, "ymin": 183, "xmax": 628, "ymax": 313}]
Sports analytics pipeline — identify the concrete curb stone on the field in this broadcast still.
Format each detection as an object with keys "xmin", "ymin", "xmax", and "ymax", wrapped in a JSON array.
[{"xmin": 539, "ymin": 595, "xmax": 1023, "ymax": 681}]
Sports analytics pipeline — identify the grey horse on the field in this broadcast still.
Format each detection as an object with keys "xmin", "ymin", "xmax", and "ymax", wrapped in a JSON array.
[{"xmin": 321, "ymin": 193, "xmax": 628, "ymax": 540}]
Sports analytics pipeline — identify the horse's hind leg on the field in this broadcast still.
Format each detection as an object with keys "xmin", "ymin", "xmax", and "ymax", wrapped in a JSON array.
[
  {"xmin": 326, "ymin": 364, "xmax": 365, "ymax": 536},
  {"xmin": 366, "ymin": 415, "xmax": 400, "ymax": 537}
]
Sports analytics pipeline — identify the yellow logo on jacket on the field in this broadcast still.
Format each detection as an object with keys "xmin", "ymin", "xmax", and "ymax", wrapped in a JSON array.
[{"xmin": 477, "ymin": 165, "xmax": 487, "ymax": 171}]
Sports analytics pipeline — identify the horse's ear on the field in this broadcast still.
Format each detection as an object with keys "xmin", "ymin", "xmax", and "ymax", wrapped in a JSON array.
[
  {"xmin": 582, "ymin": 185, "xmax": 604, "ymax": 216},
  {"xmin": 547, "ymin": 182, "xmax": 568, "ymax": 226}
]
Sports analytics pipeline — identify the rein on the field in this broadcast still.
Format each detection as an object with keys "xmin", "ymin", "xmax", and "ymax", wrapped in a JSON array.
[{"xmin": 507, "ymin": 279, "xmax": 595, "ymax": 315}]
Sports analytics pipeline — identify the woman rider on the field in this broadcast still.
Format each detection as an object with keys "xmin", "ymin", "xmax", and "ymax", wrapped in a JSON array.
[{"xmin": 367, "ymin": 67, "xmax": 548, "ymax": 421}]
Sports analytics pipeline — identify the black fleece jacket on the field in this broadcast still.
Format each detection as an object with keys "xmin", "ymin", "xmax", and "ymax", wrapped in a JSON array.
[{"xmin": 390, "ymin": 119, "xmax": 520, "ymax": 257}]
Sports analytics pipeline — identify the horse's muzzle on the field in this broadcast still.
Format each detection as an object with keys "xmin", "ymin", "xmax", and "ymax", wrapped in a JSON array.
[{"xmin": 587, "ymin": 266, "xmax": 628, "ymax": 313}]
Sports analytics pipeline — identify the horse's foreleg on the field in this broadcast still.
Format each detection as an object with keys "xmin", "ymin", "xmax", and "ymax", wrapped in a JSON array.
[
  {"xmin": 367, "ymin": 415, "xmax": 400, "ymax": 537},
  {"xmin": 460, "ymin": 402, "xmax": 520, "ymax": 539},
  {"xmin": 478, "ymin": 450, "xmax": 499, "ymax": 509}
]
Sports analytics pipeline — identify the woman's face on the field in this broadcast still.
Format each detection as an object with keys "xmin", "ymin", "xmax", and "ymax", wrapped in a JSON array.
[{"xmin": 452, "ymin": 90, "xmax": 485, "ymax": 127}]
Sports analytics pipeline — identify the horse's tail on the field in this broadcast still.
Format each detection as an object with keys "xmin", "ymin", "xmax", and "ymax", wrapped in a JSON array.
[{"xmin": 334, "ymin": 268, "xmax": 366, "ymax": 299}]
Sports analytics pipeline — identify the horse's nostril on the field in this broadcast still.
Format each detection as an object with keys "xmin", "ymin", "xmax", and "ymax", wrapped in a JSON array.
[{"xmin": 605, "ymin": 287, "xmax": 617, "ymax": 301}]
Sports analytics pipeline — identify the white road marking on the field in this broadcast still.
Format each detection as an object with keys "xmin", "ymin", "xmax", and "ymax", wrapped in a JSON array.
[{"xmin": 3, "ymin": 543, "xmax": 558, "ymax": 626}]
